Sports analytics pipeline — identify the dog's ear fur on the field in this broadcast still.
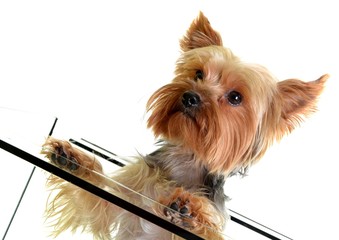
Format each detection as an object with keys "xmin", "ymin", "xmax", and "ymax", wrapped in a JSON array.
[
  {"xmin": 276, "ymin": 74, "xmax": 329, "ymax": 138},
  {"xmin": 180, "ymin": 12, "xmax": 223, "ymax": 52}
]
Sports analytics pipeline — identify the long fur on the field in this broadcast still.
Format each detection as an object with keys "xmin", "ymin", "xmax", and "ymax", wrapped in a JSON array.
[
  {"xmin": 42, "ymin": 138, "xmax": 225, "ymax": 239},
  {"xmin": 41, "ymin": 12, "xmax": 328, "ymax": 239}
]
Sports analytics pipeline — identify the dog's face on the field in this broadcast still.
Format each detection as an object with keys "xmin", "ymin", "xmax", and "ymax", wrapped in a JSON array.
[{"xmin": 147, "ymin": 12, "xmax": 328, "ymax": 174}]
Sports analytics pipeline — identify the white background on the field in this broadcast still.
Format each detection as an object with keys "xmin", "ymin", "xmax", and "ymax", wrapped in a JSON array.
[{"xmin": 0, "ymin": 1, "xmax": 338, "ymax": 239}]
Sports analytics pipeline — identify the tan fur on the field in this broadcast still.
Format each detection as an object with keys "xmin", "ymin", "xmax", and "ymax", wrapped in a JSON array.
[
  {"xmin": 41, "ymin": 12, "xmax": 328, "ymax": 239},
  {"xmin": 42, "ymin": 138, "xmax": 224, "ymax": 239}
]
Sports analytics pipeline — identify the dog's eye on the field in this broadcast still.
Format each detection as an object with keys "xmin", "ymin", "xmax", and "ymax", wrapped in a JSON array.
[
  {"xmin": 194, "ymin": 70, "xmax": 204, "ymax": 81},
  {"xmin": 226, "ymin": 91, "xmax": 242, "ymax": 106}
]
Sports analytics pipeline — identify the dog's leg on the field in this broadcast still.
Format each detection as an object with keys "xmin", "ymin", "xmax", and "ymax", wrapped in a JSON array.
[
  {"xmin": 159, "ymin": 188, "xmax": 225, "ymax": 240},
  {"xmin": 41, "ymin": 137, "xmax": 117, "ymax": 239}
]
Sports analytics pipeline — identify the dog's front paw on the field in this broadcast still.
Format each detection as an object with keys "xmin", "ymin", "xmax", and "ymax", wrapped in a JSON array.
[
  {"xmin": 159, "ymin": 188, "xmax": 225, "ymax": 239},
  {"xmin": 47, "ymin": 141, "xmax": 80, "ymax": 171},
  {"xmin": 41, "ymin": 137, "xmax": 103, "ymax": 178},
  {"xmin": 161, "ymin": 188, "xmax": 204, "ymax": 230},
  {"xmin": 164, "ymin": 194, "xmax": 196, "ymax": 229},
  {"xmin": 41, "ymin": 137, "xmax": 80, "ymax": 171}
]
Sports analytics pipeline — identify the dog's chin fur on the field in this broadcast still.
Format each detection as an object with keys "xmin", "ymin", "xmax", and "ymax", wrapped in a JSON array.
[{"xmin": 41, "ymin": 12, "xmax": 328, "ymax": 240}]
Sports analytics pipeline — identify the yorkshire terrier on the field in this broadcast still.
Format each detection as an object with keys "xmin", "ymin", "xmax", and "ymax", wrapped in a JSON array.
[{"xmin": 41, "ymin": 12, "xmax": 328, "ymax": 239}]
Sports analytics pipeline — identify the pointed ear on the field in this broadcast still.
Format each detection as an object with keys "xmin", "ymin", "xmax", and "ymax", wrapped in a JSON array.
[
  {"xmin": 277, "ymin": 74, "xmax": 329, "ymax": 135},
  {"xmin": 180, "ymin": 12, "xmax": 223, "ymax": 52}
]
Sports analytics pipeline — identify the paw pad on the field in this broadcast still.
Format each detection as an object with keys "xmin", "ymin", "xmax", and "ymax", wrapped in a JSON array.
[
  {"xmin": 49, "ymin": 147, "xmax": 79, "ymax": 172},
  {"xmin": 164, "ymin": 197, "xmax": 195, "ymax": 228}
]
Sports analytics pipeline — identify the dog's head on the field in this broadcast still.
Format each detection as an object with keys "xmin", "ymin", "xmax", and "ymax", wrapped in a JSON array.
[{"xmin": 147, "ymin": 12, "xmax": 328, "ymax": 174}]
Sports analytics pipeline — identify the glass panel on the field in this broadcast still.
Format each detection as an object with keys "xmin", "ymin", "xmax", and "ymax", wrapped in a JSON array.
[
  {"xmin": 0, "ymin": 108, "xmax": 291, "ymax": 239},
  {"xmin": 0, "ymin": 108, "xmax": 232, "ymax": 239},
  {"xmin": 0, "ymin": 108, "xmax": 57, "ymax": 239}
]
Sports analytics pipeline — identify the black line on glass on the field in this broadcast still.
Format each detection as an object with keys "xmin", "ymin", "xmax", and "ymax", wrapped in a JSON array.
[{"xmin": 69, "ymin": 138, "xmax": 125, "ymax": 167}]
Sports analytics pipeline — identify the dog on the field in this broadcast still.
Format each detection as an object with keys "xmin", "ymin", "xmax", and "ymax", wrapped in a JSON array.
[{"xmin": 41, "ymin": 12, "xmax": 328, "ymax": 239}]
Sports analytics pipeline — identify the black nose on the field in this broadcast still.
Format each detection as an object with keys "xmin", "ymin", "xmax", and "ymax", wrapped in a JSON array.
[{"xmin": 182, "ymin": 91, "xmax": 201, "ymax": 108}]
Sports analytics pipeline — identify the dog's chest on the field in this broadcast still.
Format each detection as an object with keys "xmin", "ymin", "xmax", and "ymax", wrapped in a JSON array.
[
  {"xmin": 146, "ymin": 146, "xmax": 206, "ymax": 189},
  {"xmin": 167, "ymin": 162, "xmax": 206, "ymax": 189}
]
